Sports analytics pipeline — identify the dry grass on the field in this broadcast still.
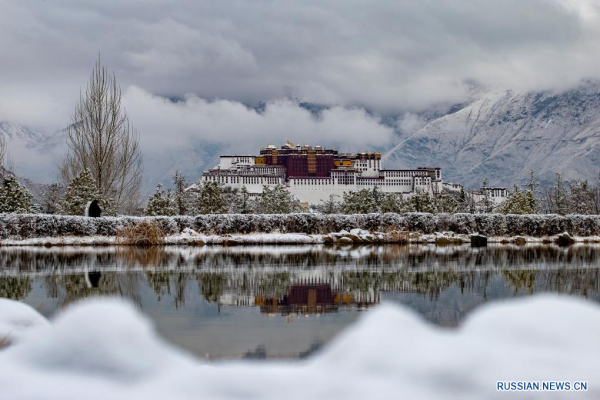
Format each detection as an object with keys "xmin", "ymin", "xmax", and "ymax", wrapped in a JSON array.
[
  {"xmin": 0, "ymin": 336, "xmax": 9, "ymax": 349},
  {"xmin": 116, "ymin": 221, "xmax": 165, "ymax": 246},
  {"xmin": 382, "ymin": 226, "xmax": 410, "ymax": 244}
]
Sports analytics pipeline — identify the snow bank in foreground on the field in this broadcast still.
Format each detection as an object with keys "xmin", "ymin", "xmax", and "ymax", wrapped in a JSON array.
[
  {"xmin": 0, "ymin": 299, "xmax": 49, "ymax": 345},
  {"xmin": 1, "ymin": 296, "xmax": 599, "ymax": 399}
]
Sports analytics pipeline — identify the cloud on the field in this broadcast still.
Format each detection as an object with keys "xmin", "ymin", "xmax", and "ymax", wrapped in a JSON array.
[
  {"xmin": 1, "ymin": 1, "xmax": 600, "ymax": 127},
  {"xmin": 123, "ymin": 86, "xmax": 396, "ymax": 156},
  {"xmin": 2, "ymin": 0, "xmax": 600, "ymax": 185},
  {"xmin": 397, "ymin": 113, "xmax": 427, "ymax": 136}
]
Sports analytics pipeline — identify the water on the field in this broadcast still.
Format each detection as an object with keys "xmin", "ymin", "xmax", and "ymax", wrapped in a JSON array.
[{"xmin": 1, "ymin": 244, "xmax": 600, "ymax": 359}]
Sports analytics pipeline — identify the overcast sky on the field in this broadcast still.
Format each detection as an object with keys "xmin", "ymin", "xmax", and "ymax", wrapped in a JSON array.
[{"xmin": 1, "ymin": 0, "xmax": 600, "ymax": 156}]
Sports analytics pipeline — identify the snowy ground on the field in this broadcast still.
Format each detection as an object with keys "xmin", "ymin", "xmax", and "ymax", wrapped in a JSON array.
[
  {"xmin": 0, "ymin": 298, "xmax": 49, "ymax": 346},
  {"xmin": 1, "ymin": 231, "xmax": 599, "ymax": 246},
  {"xmin": 0, "ymin": 295, "xmax": 598, "ymax": 399},
  {"xmin": 0, "ymin": 232, "xmax": 323, "ymax": 246}
]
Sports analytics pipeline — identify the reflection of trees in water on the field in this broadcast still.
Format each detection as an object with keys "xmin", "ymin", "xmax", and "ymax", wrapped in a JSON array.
[
  {"xmin": 143, "ymin": 268, "xmax": 599, "ymax": 306},
  {"xmin": 457, "ymin": 271, "xmax": 493, "ymax": 301},
  {"xmin": 408, "ymin": 271, "xmax": 461, "ymax": 300},
  {"xmin": 197, "ymin": 273, "xmax": 225, "ymax": 303},
  {"xmin": 201, "ymin": 268, "xmax": 599, "ymax": 303},
  {"xmin": 0, "ymin": 276, "xmax": 31, "ymax": 300},
  {"xmin": 502, "ymin": 271, "xmax": 536, "ymax": 295},
  {"xmin": 2, "ymin": 245, "xmax": 600, "ymax": 307},
  {"xmin": 10, "ymin": 267, "xmax": 596, "ymax": 309},
  {"xmin": 144, "ymin": 271, "xmax": 228, "ymax": 306},
  {"xmin": 145, "ymin": 271, "xmax": 225, "ymax": 305},
  {"xmin": 4, "ymin": 244, "xmax": 600, "ymax": 273},
  {"xmin": 255, "ymin": 273, "xmax": 291, "ymax": 299},
  {"xmin": 8, "ymin": 244, "xmax": 600, "ymax": 272},
  {"xmin": 0, "ymin": 249, "xmax": 115, "ymax": 273},
  {"xmin": 146, "ymin": 271, "xmax": 292, "ymax": 305},
  {"xmin": 536, "ymin": 269, "xmax": 600, "ymax": 297},
  {"xmin": 145, "ymin": 271, "xmax": 188, "ymax": 307},
  {"xmin": 342, "ymin": 270, "xmax": 484, "ymax": 301},
  {"xmin": 43, "ymin": 272, "xmax": 142, "ymax": 308},
  {"xmin": 342, "ymin": 271, "xmax": 384, "ymax": 293},
  {"xmin": 145, "ymin": 271, "xmax": 171, "ymax": 302}
]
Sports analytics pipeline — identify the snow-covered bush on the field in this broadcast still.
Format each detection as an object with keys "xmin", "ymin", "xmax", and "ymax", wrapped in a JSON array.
[
  {"xmin": 0, "ymin": 175, "xmax": 33, "ymax": 214},
  {"xmin": 61, "ymin": 169, "xmax": 115, "ymax": 216},
  {"xmin": 3, "ymin": 212, "xmax": 600, "ymax": 239},
  {"xmin": 228, "ymin": 186, "xmax": 253, "ymax": 214},
  {"xmin": 500, "ymin": 186, "xmax": 540, "ymax": 214},
  {"xmin": 254, "ymin": 185, "xmax": 303, "ymax": 214},
  {"xmin": 144, "ymin": 184, "xmax": 177, "ymax": 216},
  {"xmin": 171, "ymin": 171, "xmax": 188, "ymax": 215},
  {"xmin": 284, "ymin": 213, "xmax": 323, "ymax": 233},
  {"xmin": 198, "ymin": 182, "xmax": 228, "ymax": 214},
  {"xmin": 472, "ymin": 214, "xmax": 505, "ymax": 236},
  {"xmin": 170, "ymin": 216, "xmax": 195, "ymax": 233},
  {"xmin": 41, "ymin": 182, "xmax": 63, "ymax": 214}
]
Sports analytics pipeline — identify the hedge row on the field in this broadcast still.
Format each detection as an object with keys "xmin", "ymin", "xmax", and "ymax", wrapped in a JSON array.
[{"xmin": 2, "ymin": 212, "xmax": 600, "ymax": 239}]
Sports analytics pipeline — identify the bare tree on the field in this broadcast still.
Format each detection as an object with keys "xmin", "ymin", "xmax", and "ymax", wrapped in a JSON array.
[
  {"xmin": 0, "ymin": 135, "xmax": 6, "ymax": 170},
  {"xmin": 0, "ymin": 136, "xmax": 16, "ymax": 180},
  {"xmin": 60, "ymin": 56, "xmax": 142, "ymax": 213}
]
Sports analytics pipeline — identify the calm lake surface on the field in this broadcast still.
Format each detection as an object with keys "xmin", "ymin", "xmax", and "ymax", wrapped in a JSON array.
[{"xmin": 2, "ymin": 244, "xmax": 600, "ymax": 359}]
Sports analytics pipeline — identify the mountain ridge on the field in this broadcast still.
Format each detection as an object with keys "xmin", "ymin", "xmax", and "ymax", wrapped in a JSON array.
[
  {"xmin": 4, "ymin": 81, "xmax": 600, "ymax": 192},
  {"xmin": 384, "ymin": 81, "xmax": 600, "ymax": 188}
]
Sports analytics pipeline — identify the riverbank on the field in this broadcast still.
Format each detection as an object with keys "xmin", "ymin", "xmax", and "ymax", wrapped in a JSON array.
[
  {"xmin": 2, "ymin": 212, "xmax": 600, "ymax": 246},
  {"xmin": 1, "ymin": 230, "xmax": 598, "ymax": 246}
]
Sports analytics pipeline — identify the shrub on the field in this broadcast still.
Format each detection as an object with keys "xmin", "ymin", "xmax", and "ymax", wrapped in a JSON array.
[
  {"xmin": 116, "ymin": 220, "xmax": 165, "ymax": 245},
  {"xmin": 382, "ymin": 227, "xmax": 409, "ymax": 244}
]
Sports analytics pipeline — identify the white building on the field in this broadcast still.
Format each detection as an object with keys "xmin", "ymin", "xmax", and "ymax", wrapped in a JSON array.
[
  {"xmin": 442, "ymin": 182, "xmax": 509, "ymax": 211},
  {"xmin": 201, "ymin": 144, "xmax": 445, "ymax": 205},
  {"xmin": 286, "ymin": 167, "xmax": 442, "ymax": 205},
  {"xmin": 471, "ymin": 187, "xmax": 510, "ymax": 210}
]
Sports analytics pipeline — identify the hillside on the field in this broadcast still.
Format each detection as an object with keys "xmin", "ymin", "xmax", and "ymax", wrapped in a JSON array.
[
  {"xmin": 0, "ymin": 121, "xmax": 216, "ymax": 193},
  {"xmin": 0, "ymin": 122, "xmax": 63, "ymax": 185},
  {"xmin": 4, "ymin": 81, "xmax": 600, "ymax": 192},
  {"xmin": 0, "ymin": 166, "xmax": 50, "ymax": 205},
  {"xmin": 384, "ymin": 82, "xmax": 600, "ymax": 188}
]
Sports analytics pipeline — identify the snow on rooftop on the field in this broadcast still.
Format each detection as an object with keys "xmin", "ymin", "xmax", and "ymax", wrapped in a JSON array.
[{"xmin": 0, "ymin": 295, "xmax": 599, "ymax": 399}]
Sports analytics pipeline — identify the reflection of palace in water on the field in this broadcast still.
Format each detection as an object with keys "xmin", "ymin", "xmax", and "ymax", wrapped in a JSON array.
[
  {"xmin": 221, "ymin": 279, "xmax": 382, "ymax": 316},
  {"xmin": 1, "ymin": 245, "xmax": 600, "ymax": 321}
]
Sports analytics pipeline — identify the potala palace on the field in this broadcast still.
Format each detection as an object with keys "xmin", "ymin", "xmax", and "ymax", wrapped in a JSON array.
[{"xmin": 201, "ymin": 142, "xmax": 508, "ymax": 206}]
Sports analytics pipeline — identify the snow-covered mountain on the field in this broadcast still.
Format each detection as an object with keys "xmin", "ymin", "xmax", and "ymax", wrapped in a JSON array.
[
  {"xmin": 385, "ymin": 81, "xmax": 600, "ymax": 188},
  {"xmin": 141, "ymin": 140, "xmax": 221, "ymax": 192},
  {"xmin": 0, "ymin": 122, "xmax": 63, "ymax": 184},
  {"xmin": 0, "ymin": 122, "xmax": 47, "ymax": 146},
  {"xmin": 5, "ymin": 81, "xmax": 600, "ymax": 193},
  {"xmin": 0, "ymin": 121, "xmax": 217, "ymax": 193}
]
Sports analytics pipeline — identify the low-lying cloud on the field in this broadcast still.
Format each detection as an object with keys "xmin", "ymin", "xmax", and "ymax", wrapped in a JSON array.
[{"xmin": 123, "ymin": 86, "xmax": 396, "ymax": 156}]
